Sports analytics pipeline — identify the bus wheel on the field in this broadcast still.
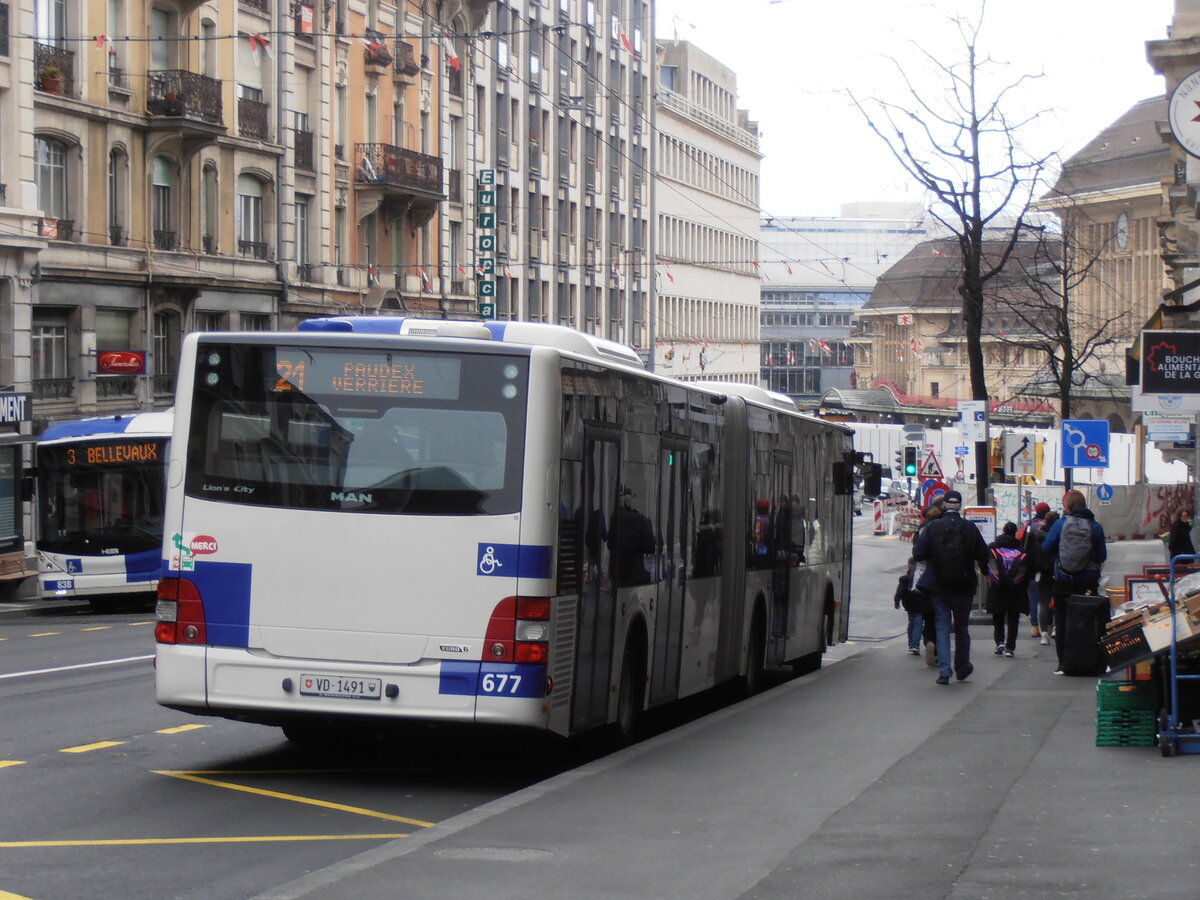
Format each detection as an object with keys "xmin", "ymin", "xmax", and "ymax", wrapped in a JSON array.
[
  {"xmin": 282, "ymin": 722, "xmax": 329, "ymax": 745},
  {"xmin": 743, "ymin": 607, "xmax": 767, "ymax": 696},
  {"xmin": 614, "ymin": 634, "xmax": 645, "ymax": 745}
]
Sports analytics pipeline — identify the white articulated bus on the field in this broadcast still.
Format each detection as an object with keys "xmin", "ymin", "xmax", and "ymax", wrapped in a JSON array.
[
  {"xmin": 37, "ymin": 411, "xmax": 172, "ymax": 608},
  {"xmin": 154, "ymin": 318, "xmax": 854, "ymax": 741}
]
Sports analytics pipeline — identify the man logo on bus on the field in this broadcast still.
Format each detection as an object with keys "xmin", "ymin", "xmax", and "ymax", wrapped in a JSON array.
[{"xmin": 171, "ymin": 533, "xmax": 219, "ymax": 571}]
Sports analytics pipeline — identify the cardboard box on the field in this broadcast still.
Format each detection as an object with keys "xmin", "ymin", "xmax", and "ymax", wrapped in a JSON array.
[{"xmin": 1142, "ymin": 606, "xmax": 1198, "ymax": 653}]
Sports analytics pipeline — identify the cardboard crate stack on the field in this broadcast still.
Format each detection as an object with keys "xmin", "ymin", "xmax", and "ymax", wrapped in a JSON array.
[{"xmin": 1096, "ymin": 680, "xmax": 1157, "ymax": 747}]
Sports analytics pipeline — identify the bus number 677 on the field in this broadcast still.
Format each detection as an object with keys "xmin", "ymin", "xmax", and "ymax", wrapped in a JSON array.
[{"xmin": 480, "ymin": 673, "xmax": 522, "ymax": 695}]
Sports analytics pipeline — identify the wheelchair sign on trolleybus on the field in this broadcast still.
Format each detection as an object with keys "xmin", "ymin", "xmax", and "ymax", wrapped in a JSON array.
[{"xmin": 1060, "ymin": 419, "xmax": 1109, "ymax": 469}]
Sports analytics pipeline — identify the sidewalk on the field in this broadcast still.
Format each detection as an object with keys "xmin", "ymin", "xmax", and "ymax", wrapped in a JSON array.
[{"xmin": 253, "ymin": 563, "xmax": 1198, "ymax": 899}]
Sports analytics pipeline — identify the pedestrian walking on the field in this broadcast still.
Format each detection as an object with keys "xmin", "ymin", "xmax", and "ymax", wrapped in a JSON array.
[
  {"xmin": 1041, "ymin": 489, "xmax": 1107, "ymax": 674},
  {"xmin": 917, "ymin": 501, "xmax": 943, "ymax": 664},
  {"xmin": 894, "ymin": 557, "xmax": 930, "ymax": 655},
  {"xmin": 912, "ymin": 490, "xmax": 990, "ymax": 685},
  {"xmin": 1168, "ymin": 508, "xmax": 1195, "ymax": 563},
  {"xmin": 986, "ymin": 522, "xmax": 1028, "ymax": 658},
  {"xmin": 1030, "ymin": 510, "xmax": 1058, "ymax": 645},
  {"xmin": 1017, "ymin": 502, "xmax": 1051, "ymax": 638}
]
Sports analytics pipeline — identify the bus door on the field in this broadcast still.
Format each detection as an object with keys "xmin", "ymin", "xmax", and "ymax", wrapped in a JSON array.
[
  {"xmin": 570, "ymin": 429, "xmax": 620, "ymax": 733},
  {"xmin": 649, "ymin": 441, "xmax": 688, "ymax": 704},
  {"xmin": 768, "ymin": 455, "xmax": 794, "ymax": 664}
]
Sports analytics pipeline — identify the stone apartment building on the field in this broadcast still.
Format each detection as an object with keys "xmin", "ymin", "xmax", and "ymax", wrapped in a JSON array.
[{"xmin": 652, "ymin": 39, "xmax": 760, "ymax": 383}]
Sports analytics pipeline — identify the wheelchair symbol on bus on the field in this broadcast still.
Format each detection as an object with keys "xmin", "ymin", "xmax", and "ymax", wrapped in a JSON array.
[{"xmin": 479, "ymin": 546, "xmax": 504, "ymax": 575}]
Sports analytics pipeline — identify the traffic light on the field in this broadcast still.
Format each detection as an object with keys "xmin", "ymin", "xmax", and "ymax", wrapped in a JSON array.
[
  {"xmin": 903, "ymin": 446, "xmax": 918, "ymax": 476},
  {"xmin": 894, "ymin": 450, "xmax": 903, "ymax": 473}
]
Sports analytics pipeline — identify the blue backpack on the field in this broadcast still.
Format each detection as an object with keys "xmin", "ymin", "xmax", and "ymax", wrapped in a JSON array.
[{"xmin": 988, "ymin": 546, "xmax": 1028, "ymax": 587}]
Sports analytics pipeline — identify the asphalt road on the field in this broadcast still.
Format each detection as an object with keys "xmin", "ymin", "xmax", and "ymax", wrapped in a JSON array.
[{"xmin": 0, "ymin": 520, "xmax": 1167, "ymax": 899}]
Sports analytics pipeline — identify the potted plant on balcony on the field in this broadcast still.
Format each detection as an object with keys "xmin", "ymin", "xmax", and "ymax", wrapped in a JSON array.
[{"xmin": 40, "ymin": 66, "xmax": 64, "ymax": 94}]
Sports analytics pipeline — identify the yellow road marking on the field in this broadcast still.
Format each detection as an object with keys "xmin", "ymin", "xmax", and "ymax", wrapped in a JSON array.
[
  {"xmin": 0, "ymin": 833, "xmax": 411, "ymax": 848},
  {"xmin": 128, "ymin": 621, "xmax": 153, "ymax": 626},
  {"xmin": 155, "ymin": 724, "xmax": 207, "ymax": 735},
  {"xmin": 154, "ymin": 771, "xmax": 435, "ymax": 828},
  {"xmin": 0, "ymin": 889, "xmax": 38, "ymax": 898},
  {"xmin": 0, "ymin": 761, "xmax": 25, "ymax": 769},
  {"xmin": 30, "ymin": 632, "xmax": 61, "ymax": 637},
  {"xmin": 81, "ymin": 626, "xmax": 111, "ymax": 632},
  {"xmin": 60, "ymin": 741, "xmax": 125, "ymax": 754}
]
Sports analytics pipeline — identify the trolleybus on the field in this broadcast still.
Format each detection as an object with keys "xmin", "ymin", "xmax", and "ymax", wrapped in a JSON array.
[
  {"xmin": 154, "ymin": 318, "xmax": 855, "ymax": 741},
  {"xmin": 37, "ymin": 411, "xmax": 172, "ymax": 607}
]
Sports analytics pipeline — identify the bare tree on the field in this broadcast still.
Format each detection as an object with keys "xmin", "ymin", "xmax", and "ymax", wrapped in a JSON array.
[
  {"xmin": 847, "ymin": 2, "xmax": 1053, "ymax": 500},
  {"xmin": 992, "ymin": 221, "xmax": 1128, "ymax": 423}
]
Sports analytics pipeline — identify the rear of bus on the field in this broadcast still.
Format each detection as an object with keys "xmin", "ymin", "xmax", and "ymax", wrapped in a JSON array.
[
  {"xmin": 37, "ymin": 412, "xmax": 171, "ymax": 602},
  {"xmin": 154, "ymin": 330, "xmax": 562, "ymax": 734}
]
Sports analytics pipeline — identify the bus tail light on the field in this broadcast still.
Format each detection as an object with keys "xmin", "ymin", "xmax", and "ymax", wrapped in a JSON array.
[
  {"xmin": 155, "ymin": 576, "xmax": 206, "ymax": 645},
  {"xmin": 484, "ymin": 596, "xmax": 551, "ymax": 663}
]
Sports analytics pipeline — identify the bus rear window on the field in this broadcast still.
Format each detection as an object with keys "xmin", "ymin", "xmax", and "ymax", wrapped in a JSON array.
[{"xmin": 185, "ymin": 343, "xmax": 528, "ymax": 515}]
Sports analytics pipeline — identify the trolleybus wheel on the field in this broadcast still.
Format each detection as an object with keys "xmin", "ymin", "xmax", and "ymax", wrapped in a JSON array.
[
  {"xmin": 614, "ymin": 633, "xmax": 645, "ymax": 745},
  {"xmin": 743, "ymin": 606, "xmax": 766, "ymax": 696}
]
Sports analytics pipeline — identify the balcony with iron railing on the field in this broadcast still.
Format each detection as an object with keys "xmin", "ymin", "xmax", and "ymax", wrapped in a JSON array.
[
  {"xmin": 363, "ymin": 30, "xmax": 392, "ymax": 69},
  {"xmin": 448, "ymin": 168, "xmax": 461, "ymax": 203},
  {"xmin": 96, "ymin": 375, "xmax": 137, "ymax": 398},
  {"xmin": 33, "ymin": 378, "xmax": 74, "ymax": 400},
  {"xmin": 393, "ymin": 40, "xmax": 420, "ymax": 78},
  {"xmin": 110, "ymin": 225, "xmax": 125, "ymax": 247},
  {"xmin": 238, "ymin": 97, "xmax": 270, "ymax": 140},
  {"xmin": 35, "ymin": 41, "xmax": 75, "ymax": 96},
  {"xmin": 40, "ymin": 218, "xmax": 74, "ymax": 240},
  {"xmin": 154, "ymin": 230, "xmax": 176, "ymax": 251},
  {"xmin": 355, "ymin": 143, "xmax": 443, "ymax": 203},
  {"xmin": 202, "ymin": 235, "xmax": 217, "ymax": 254},
  {"xmin": 146, "ymin": 70, "xmax": 224, "ymax": 129},
  {"xmin": 293, "ymin": 129, "xmax": 314, "ymax": 171},
  {"xmin": 238, "ymin": 240, "xmax": 270, "ymax": 260}
]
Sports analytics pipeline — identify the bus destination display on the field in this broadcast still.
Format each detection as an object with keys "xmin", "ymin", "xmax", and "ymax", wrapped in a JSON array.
[
  {"xmin": 272, "ymin": 350, "xmax": 461, "ymax": 399},
  {"xmin": 65, "ymin": 441, "xmax": 164, "ymax": 466}
]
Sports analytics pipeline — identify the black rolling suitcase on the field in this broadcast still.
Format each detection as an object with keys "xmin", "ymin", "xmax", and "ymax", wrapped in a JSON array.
[{"xmin": 1060, "ymin": 594, "xmax": 1111, "ymax": 675}]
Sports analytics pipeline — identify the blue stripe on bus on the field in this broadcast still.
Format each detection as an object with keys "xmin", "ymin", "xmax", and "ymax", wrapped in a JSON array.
[
  {"xmin": 438, "ymin": 662, "xmax": 546, "ymax": 698},
  {"xmin": 475, "ymin": 542, "xmax": 552, "ymax": 578},
  {"xmin": 164, "ymin": 559, "xmax": 253, "ymax": 648},
  {"xmin": 124, "ymin": 548, "xmax": 162, "ymax": 583},
  {"xmin": 39, "ymin": 415, "xmax": 137, "ymax": 440}
]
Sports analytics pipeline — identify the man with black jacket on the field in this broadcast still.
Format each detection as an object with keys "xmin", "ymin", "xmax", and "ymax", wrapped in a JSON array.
[{"xmin": 912, "ymin": 490, "xmax": 990, "ymax": 685}]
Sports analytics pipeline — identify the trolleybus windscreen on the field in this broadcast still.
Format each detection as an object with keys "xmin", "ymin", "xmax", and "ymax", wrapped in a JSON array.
[
  {"xmin": 37, "ymin": 440, "xmax": 168, "ymax": 555},
  {"xmin": 186, "ymin": 343, "xmax": 528, "ymax": 516}
]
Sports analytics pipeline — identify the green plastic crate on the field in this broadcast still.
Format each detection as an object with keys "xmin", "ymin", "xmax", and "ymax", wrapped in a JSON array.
[{"xmin": 1096, "ymin": 680, "xmax": 1156, "ymax": 712}]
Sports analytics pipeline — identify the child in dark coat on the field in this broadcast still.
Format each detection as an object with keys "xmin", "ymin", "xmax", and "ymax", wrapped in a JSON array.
[
  {"xmin": 895, "ymin": 557, "xmax": 933, "ymax": 656},
  {"xmin": 987, "ymin": 522, "xmax": 1028, "ymax": 657}
]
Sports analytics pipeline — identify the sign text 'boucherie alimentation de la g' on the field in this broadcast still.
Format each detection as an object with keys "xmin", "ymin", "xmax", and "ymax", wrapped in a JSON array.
[{"xmin": 1141, "ymin": 331, "xmax": 1200, "ymax": 394}]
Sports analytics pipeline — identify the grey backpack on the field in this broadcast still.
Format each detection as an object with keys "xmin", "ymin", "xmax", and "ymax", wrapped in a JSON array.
[{"xmin": 1057, "ymin": 515, "xmax": 1095, "ymax": 574}]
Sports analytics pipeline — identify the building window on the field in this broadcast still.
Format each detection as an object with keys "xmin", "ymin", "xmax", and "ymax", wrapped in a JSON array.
[
  {"xmin": 108, "ymin": 148, "xmax": 127, "ymax": 245},
  {"xmin": 194, "ymin": 311, "xmax": 224, "ymax": 332},
  {"xmin": 32, "ymin": 312, "xmax": 69, "ymax": 380},
  {"xmin": 237, "ymin": 174, "xmax": 266, "ymax": 258},
  {"xmin": 35, "ymin": 136, "xmax": 68, "ymax": 220},
  {"xmin": 295, "ymin": 194, "xmax": 310, "ymax": 269},
  {"xmin": 151, "ymin": 155, "xmax": 174, "ymax": 249},
  {"xmin": 201, "ymin": 163, "xmax": 218, "ymax": 253},
  {"xmin": 153, "ymin": 310, "xmax": 179, "ymax": 393},
  {"xmin": 930, "ymin": 382, "xmax": 939, "ymax": 398},
  {"xmin": 240, "ymin": 313, "xmax": 270, "ymax": 330}
]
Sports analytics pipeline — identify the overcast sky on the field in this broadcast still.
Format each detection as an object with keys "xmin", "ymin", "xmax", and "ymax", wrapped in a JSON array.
[{"xmin": 652, "ymin": 0, "xmax": 1175, "ymax": 217}]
